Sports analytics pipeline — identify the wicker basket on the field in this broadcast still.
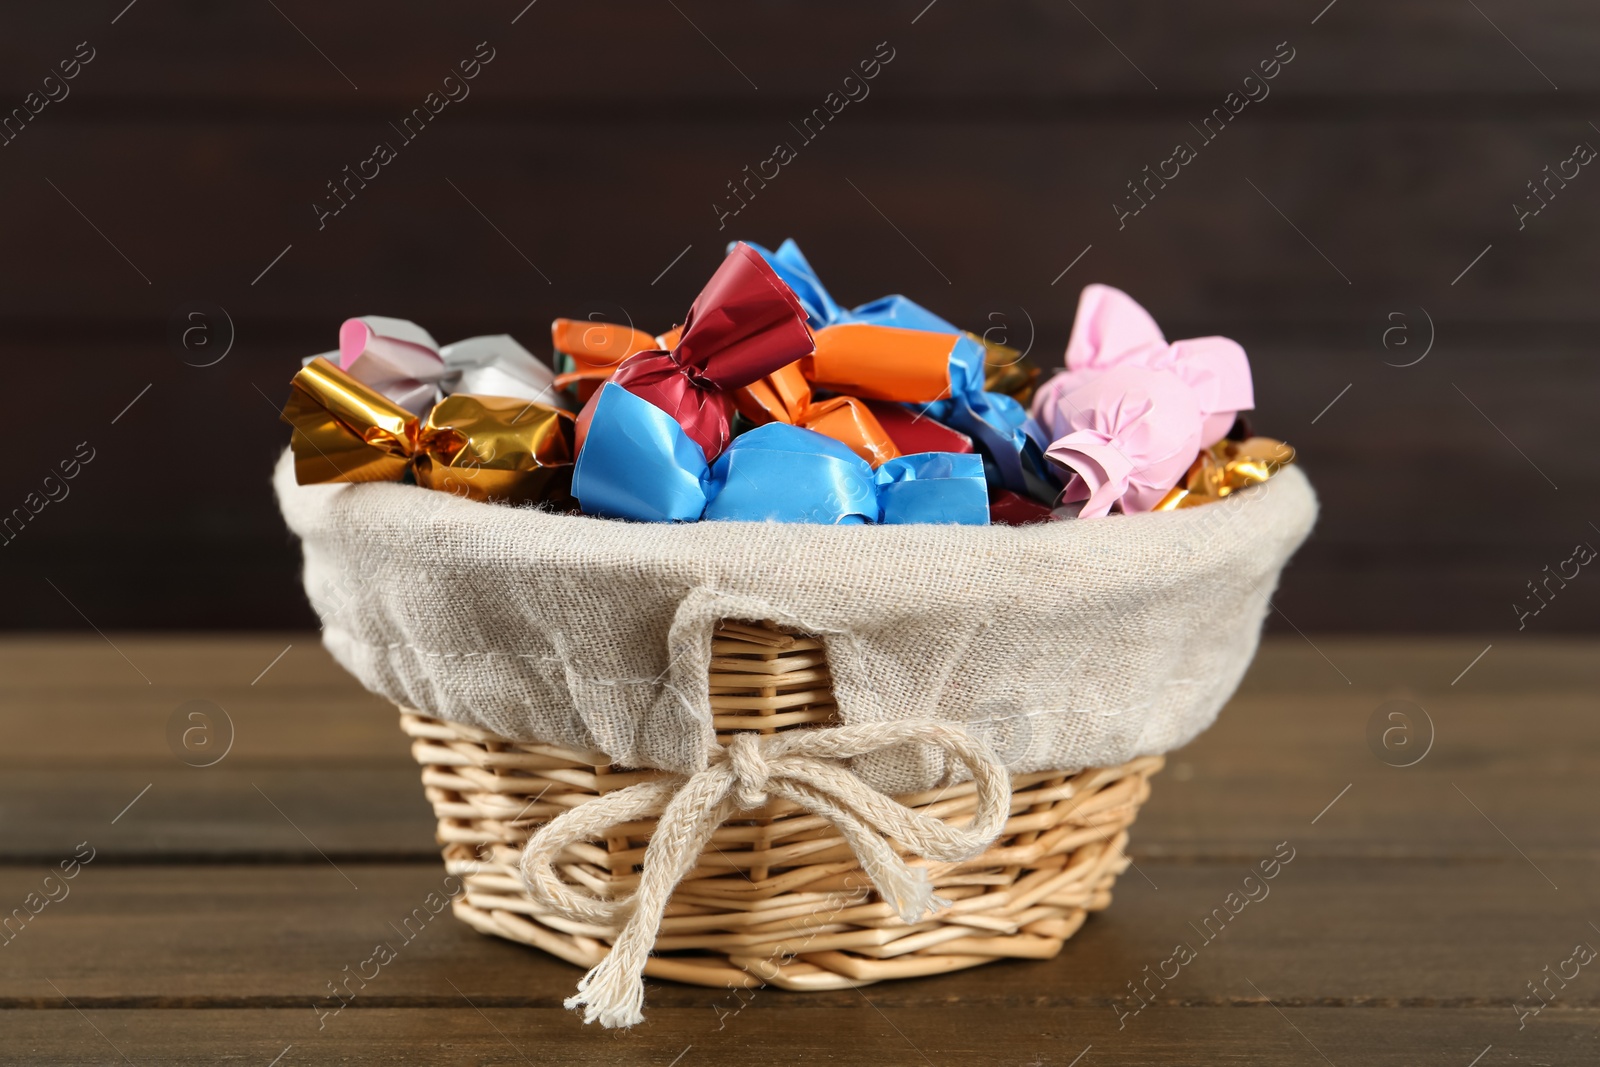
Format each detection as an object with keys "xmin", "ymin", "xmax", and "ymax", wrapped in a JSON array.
[{"xmin": 398, "ymin": 618, "xmax": 1162, "ymax": 991}]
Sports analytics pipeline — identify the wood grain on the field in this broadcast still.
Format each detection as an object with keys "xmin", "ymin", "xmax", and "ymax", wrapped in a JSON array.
[
  {"xmin": 3, "ymin": 860, "xmax": 1594, "ymax": 1005},
  {"xmin": 5, "ymin": 1007, "xmax": 1594, "ymax": 1067},
  {"xmin": 1, "ymin": 635, "xmax": 1595, "ymax": 1062}
]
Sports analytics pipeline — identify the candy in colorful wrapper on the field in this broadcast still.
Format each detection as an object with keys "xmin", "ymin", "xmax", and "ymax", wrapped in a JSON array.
[
  {"xmin": 734, "ymin": 361, "xmax": 901, "ymax": 466},
  {"xmin": 980, "ymin": 338, "xmax": 1041, "ymax": 406},
  {"xmin": 575, "ymin": 243, "xmax": 815, "ymax": 462},
  {"xmin": 989, "ymin": 489, "xmax": 1055, "ymax": 526},
  {"xmin": 804, "ymin": 321, "xmax": 986, "ymax": 403},
  {"xmin": 862, "ymin": 399, "xmax": 975, "ymax": 456},
  {"xmin": 1031, "ymin": 363, "xmax": 1205, "ymax": 518},
  {"xmin": 1051, "ymin": 284, "xmax": 1253, "ymax": 448},
  {"xmin": 920, "ymin": 390, "xmax": 1057, "ymax": 503},
  {"xmin": 440, "ymin": 334, "xmax": 566, "ymax": 407},
  {"xmin": 741, "ymin": 239, "xmax": 982, "ymax": 403},
  {"xmin": 805, "ymin": 321, "xmax": 1039, "ymax": 489},
  {"xmin": 320, "ymin": 316, "xmax": 563, "ymax": 413},
  {"xmin": 281, "ymin": 357, "xmax": 575, "ymax": 506},
  {"xmin": 1154, "ymin": 436, "xmax": 1296, "ymax": 511},
  {"xmin": 328, "ymin": 316, "xmax": 441, "ymax": 414},
  {"xmin": 549, "ymin": 319, "xmax": 682, "ymax": 404},
  {"xmin": 741, "ymin": 240, "xmax": 1055, "ymax": 497},
  {"xmin": 573, "ymin": 383, "xmax": 988, "ymax": 525}
]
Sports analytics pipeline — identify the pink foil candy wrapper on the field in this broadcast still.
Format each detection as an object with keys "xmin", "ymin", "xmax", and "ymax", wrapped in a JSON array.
[
  {"xmin": 1033, "ymin": 364, "xmax": 1204, "ymax": 518},
  {"xmin": 1062, "ymin": 284, "xmax": 1253, "ymax": 447}
]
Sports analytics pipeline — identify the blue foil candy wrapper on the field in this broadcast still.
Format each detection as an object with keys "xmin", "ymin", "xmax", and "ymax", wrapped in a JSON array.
[
  {"xmin": 571, "ymin": 384, "xmax": 711, "ymax": 522},
  {"xmin": 574, "ymin": 383, "xmax": 989, "ymax": 525},
  {"xmin": 923, "ymin": 392, "xmax": 1058, "ymax": 503},
  {"xmin": 741, "ymin": 239, "xmax": 1056, "ymax": 498},
  {"xmin": 872, "ymin": 452, "xmax": 993, "ymax": 526},
  {"xmin": 743, "ymin": 239, "xmax": 962, "ymax": 337}
]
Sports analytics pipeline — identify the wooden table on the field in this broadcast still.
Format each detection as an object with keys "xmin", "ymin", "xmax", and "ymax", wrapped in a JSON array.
[{"xmin": 2, "ymin": 635, "xmax": 1594, "ymax": 1065}]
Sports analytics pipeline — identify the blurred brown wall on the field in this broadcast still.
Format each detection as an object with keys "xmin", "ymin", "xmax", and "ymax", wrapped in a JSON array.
[{"xmin": 3, "ymin": 1, "xmax": 1596, "ymax": 632}]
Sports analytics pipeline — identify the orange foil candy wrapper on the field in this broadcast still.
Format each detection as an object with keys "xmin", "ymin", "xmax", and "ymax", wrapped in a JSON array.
[
  {"xmin": 733, "ymin": 361, "xmax": 902, "ymax": 467},
  {"xmin": 281, "ymin": 357, "xmax": 576, "ymax": 506},
  {"xmin": 804, "ymin": 323, "xmax": 962, "ymax": 403},
  {"xmin": 1153, "ymin": 437, "xmax": 1296, "ymax": 511},
  {"xmin": 550, "ymin": 320, "xmax": 681, "ymax": 403}
]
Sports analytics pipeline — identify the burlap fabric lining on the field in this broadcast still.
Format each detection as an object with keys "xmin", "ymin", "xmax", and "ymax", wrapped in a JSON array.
[{"xmin": 273, "ymin": 450, "xmax": 1316, "ymax": 794}]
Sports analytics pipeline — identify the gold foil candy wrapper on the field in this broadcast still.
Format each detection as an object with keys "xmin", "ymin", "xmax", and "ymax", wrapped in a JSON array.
[
  {"xmin": 281, "ymin": 357, "xmax": 416, "ymax": 485},
  {"xmin": 975, "ymin": 334, "xmax": 1041, "ymax": 405},
  {"xmin": 1154, "ymin": 436, "xmax": 1295, "ymax": 511},
  {"xmin": 416, "ymin": 394, "xmax": 576, "ymax": 505},
  {"xmin": 282, "ymin": 357, "xmax": 575, "ymax": 506}
]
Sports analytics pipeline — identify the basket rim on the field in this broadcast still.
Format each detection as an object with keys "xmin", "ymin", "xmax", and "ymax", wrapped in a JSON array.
[
  {"xmin": 275, "ymin": 445, "xmax": 1314, "ymax": 550},
  {"xmin": 280, "ymin": 446, "xmax": 1316, "ymax": 787}
]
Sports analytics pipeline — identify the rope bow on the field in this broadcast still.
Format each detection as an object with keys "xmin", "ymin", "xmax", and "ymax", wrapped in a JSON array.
[{"xmin": 518, "ymin": 720, "xmax": 1012, "ymax": 1028}]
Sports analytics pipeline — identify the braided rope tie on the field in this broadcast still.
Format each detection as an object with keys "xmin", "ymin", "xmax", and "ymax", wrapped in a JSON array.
[{"xmin": 518, "ymin": 720, "xmax": 1013, "ymax": 1028}]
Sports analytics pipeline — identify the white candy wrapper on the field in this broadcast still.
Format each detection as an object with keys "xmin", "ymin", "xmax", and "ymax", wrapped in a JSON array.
[{"xmin": 304, "ymin": 317, "xmax": 562, "ymax": 412}]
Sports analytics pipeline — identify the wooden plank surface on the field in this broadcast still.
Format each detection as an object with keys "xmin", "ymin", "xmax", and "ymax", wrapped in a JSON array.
[
  {"xmin": 6, "ymin": 1008, "xmax": 1595, "ymax": 1067},
  {"xmin": 2, "ymin": 860, "xmax": 1595, "ymax": 1005},
  {"xmin": 2, "ymin": 635, "xmax": 1596, "ymax": 1062}
]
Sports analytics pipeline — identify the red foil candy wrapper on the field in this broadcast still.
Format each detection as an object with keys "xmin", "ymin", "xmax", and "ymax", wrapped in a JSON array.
[
  {"xmin": 863, "ymin": 399, "xmax": 975, "ymax": 456},
  {"xmin": 576, "ymin": 244, "xmax": 815, "ymax": 461},
  {"xmin": 989, "ymin": 489, "xmax": 1055, "ymax": 526}
]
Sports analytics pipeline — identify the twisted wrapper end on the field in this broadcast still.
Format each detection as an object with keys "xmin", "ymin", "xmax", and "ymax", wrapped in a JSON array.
[{"xmin": 518, "ymin": 720, "xmax": 1013, "ymax": 1028}]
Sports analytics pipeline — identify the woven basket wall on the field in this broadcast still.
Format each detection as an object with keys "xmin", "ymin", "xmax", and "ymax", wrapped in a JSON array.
[{"xmin": 398, "ymin": 619, "xmax": 1162, "ymax": 991}]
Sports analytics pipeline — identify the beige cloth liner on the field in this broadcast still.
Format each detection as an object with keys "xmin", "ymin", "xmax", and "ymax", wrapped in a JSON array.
[{"xmin": 273, "ymin": 449, "xmax": 1316, "ymax": 794}]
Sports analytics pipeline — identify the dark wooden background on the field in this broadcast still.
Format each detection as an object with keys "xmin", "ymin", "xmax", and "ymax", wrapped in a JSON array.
[{"xmin": 3, "ymin": 0, "xmax": 1596, "ymax": 632}]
